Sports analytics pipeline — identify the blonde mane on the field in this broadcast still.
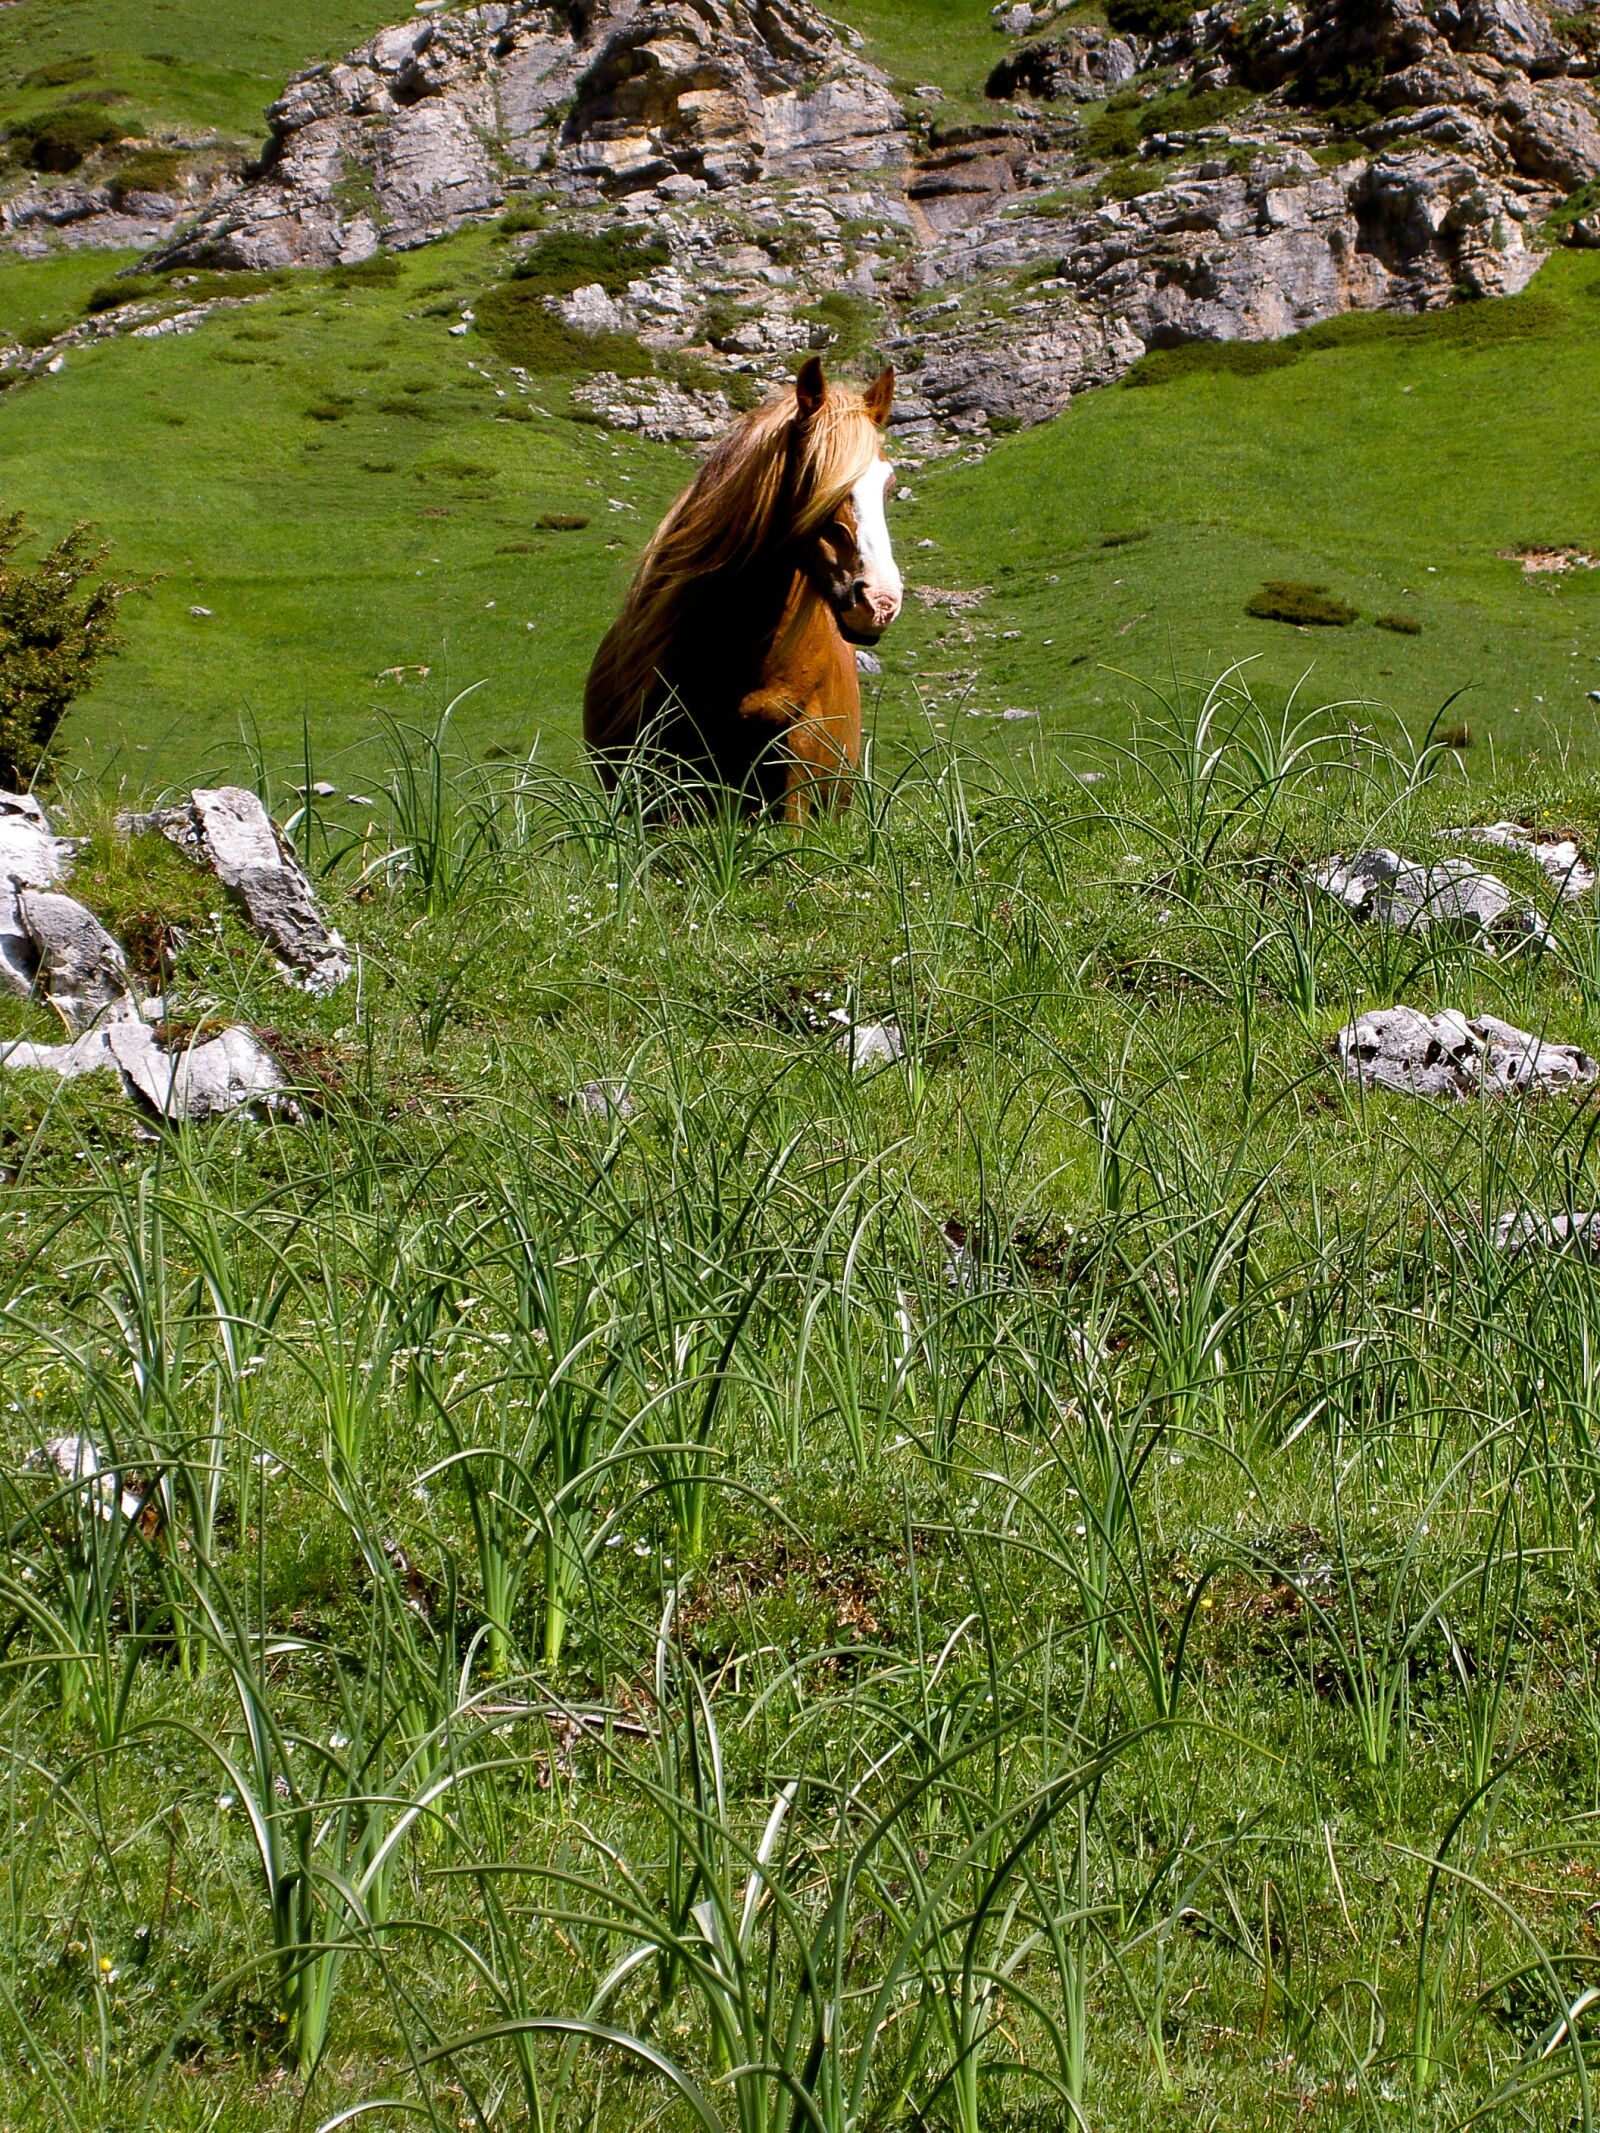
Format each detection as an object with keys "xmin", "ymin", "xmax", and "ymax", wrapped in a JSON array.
[{"xmin": 584, "ymin": 376, "xmax": 886, "ymax": 750}]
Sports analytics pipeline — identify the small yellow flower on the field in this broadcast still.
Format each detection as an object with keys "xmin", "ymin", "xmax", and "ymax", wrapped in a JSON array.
[{"xmin": 98, "ymin": 1956, "xmax": 113, "ymax": 1974}]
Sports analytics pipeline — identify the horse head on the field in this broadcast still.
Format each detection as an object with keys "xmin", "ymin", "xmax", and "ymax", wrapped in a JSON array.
[{"xmin": 792, "ymin": 357, "xmax": 903, "ymax": 648}]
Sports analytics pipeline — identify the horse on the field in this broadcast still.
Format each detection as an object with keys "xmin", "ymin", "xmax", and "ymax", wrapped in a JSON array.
[{"xmin": 582, "ymin": 355, "xmax": 902, "ymax": 820}]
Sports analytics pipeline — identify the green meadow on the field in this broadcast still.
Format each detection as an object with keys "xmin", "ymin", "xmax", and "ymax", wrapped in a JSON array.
[{"xmin": 0, "ymin": 238, "xmax": 1597, "ymax": 793}]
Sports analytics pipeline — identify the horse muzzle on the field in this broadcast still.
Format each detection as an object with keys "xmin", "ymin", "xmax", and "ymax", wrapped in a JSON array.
[{"xmin": 836, "ymin": 588, "xmax": 901, "ymax": 646}]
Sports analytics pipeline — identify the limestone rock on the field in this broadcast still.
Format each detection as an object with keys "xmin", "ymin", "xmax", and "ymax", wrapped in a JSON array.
[
  {"xmin": 0, "ymin": 791, "xmax": 78, "ymax": 998},
  {"xmin": 1312, "ymin": 847, "xmax": 1543, "ymax": 940},
  {"xmin": 15, "ymin": 890, "xmax": 141, "ymax": 1030},
  {"xmin": 25, "ymin": 1435, "xmax": 146, "ymax": 1524},
  {"xmin": 1338, "ymin": 1003, "xmax": 1598, "ymax": 1097},
  {"xmin": 986, "ymin": 28, "xmax": 1147, "ymax": 102},
  {"xmin": 138, "ymin": 787, "xmax": 351, "ymax": 993},
  {"xmin": 151, "ymin": 0, "xmax": 905, "ymax": 270},
  {"xmin": 1439, "ymin": 822, "xmax": 1596, "ymax": 897},
  {"xmin": 832, "ymin": 1011, "xmax": 904, "ymax": 1070},
  {"xmin": 1, "ymin": 1017, "xmax": 290, "ymax": 1123},
  {"xmin": 1492, "ymin": 1208, "xmax": 1600, "ymax": 1252}
]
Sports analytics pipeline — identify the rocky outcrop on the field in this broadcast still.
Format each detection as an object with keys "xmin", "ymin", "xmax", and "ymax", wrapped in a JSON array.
[
  {"xmin": 987, "ymin": 28, "xmax": 1147, "ymax": 104},
  {"xmin": 1312, "ymin": 847, "xmax": 1546, "ymax": 943},
  {"xmin": 149, "ymin": 0, "xmax": 905, "ymax": 271},
  {"xmin": 5, "ymin": 0, "xmax": 1595, "ymax": 446},
  {"xmin": 0, "ymin": 789, "xmax": 295, "ymax": 1123}
]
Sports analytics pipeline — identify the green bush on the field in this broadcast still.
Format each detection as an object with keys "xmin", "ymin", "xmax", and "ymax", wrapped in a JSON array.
[
  {"xmin": 1245, "ymin": 579, "xmax": 1358, "ymax": 625},
  {"xmin": 0, "ymin": 514, "xmax": 135, "ymax": 787},
  {"xmin": 536, "ymin": 513, "xmax": 589, "ymax": 531},
  {"xmin": 506, "ymin": 228, "xmax": 670, "ymax": 299},
  {"xmin": 329, "ymin": 254, "xmax": 403, "ymax": 288},
  {"xmin": 474, "ymin": 280, "xmax": 655, "ymax": 376},
  {"xmin": 8, "ymin": 100, "xmax": 131, "ymax": 173},
  {"xmin": 1083, "ymin": 106, "xmax": 1142, "ymax": 158},
  {"xmin": 106, "ymin": 147, "xmax": 184, "ymax": 203},
  {"xmin": 1105, "ymin": 0, "xmax": 1193, "ymax": 34},
  {"xmin": 20, "ymin": 56, "xmax": 96, "ymax": 89},
  {"xmin": 1374, "ymin": 612, "xmax": 1422, "ymax": 634}
]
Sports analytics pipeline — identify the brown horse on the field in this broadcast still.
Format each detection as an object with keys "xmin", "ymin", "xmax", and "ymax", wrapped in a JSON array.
[{"xmin": 582, "ymin": 356, "xmax": 902, "ymax": 819}]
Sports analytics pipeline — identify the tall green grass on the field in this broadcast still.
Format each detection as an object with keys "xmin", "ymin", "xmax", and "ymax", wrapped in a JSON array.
[{"xmin": 6, "ymin": 681, "xmax": 1600, "ymax": 2126}]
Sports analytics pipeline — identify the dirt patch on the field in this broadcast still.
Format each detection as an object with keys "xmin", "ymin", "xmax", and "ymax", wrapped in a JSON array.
[{"xmin": 1503, "ymin": 544, "xmax": 1599, "ymax": 575}]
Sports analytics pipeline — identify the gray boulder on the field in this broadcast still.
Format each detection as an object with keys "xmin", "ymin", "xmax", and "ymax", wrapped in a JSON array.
[
  {"xmin": 1339, "ymin": 1003, "xmax": 1598, "ymax": 1097},
  {"xmin": 15, "ymin": 890, "xmax": 141, "ymax": 1031},
  {"xmin": 1313, "ymin": 847, "xmax": 1543, "ymax": 941},
  {"xmin": 1492, "ymin": 1208, "xmax": 1600, "ymax": 1252},
  {"xmin": 1439, "ymin": 822, "xmax": 1596, "ymax": 897},
  {"xmin": 2, "ymin": 1018, "xmax": 290, "ymax": 1123}
]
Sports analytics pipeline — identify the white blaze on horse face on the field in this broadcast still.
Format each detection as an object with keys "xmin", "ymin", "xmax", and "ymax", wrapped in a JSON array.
[{"xmin": 850, "ymin": 456, "xmax": 902, "ymax": 630}]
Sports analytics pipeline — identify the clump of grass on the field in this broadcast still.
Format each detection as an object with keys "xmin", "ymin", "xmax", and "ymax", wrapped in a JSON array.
[
  {"xmin": 1125, "ymin": 337, "xmax": 1300, "ymax": 387},
  {"xmin": 20, "ymin": 55, "xmax": 97, "ymax": 89},
  {"xmin": 474, "ymin": 281, "xmax": 655, "ymax": 377},
  {"xmin": 1375, "ymin": 612, "xmax": 1423, "ymax": 634},
  {"xmin": 536, "ymin": 512, "xmax": 589, "ymax": 531},
  {"xmin": 106, "ymin": 147, "xmax": 184, "ymax": 203},
  {"xmin": 1245, "ymin": 579, "xmax": 1359, "ymax": 625},
  {"xmin": 505, "ymin": 227, "xmax": 670, "ymax": 298},
  {"xmin": 305, "ymin": 401, "xmax": 350, "ymax": 423}
]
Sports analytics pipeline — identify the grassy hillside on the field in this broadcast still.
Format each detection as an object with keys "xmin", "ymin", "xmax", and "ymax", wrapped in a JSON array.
[
  {"xmin": 1, "ymin": 238, "xmax": 1597, "ymax": 793},
  {"xmin": 905, "ymin": 255, "xmax": 1600, "ymax": 769},
  {"xmin": 0, "ymin": 231, "xmax": 690, "ymax": 789},
  {"xmin": 0, "ymin": 0, "xmax": 402, "ymax": 151}
]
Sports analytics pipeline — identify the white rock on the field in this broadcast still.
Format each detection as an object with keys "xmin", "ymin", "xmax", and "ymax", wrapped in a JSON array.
[
  {"xmin": 2, "ymin": 1018, "xmax": 291, "ymax": 1122},
  {"xmin": 1439, "ymin": 823, "xmax": 1596, "ymax": 899},
  {"xmin": 1491, "ymin": 1209, "xmax": 1600, "ymax": 1254},
  {"xmin": 831, "ymin": 1010, "xmax": 904, "ymax": 1071},
  {"xmin": 134, "ymin": 787, "xmax": 351, "ymax": 993},
  {"xmin": 1338, "ymin": 1004, "xmax": 1597, "ymax": 1100},
  {"xmin": 25, "ymin": 1435, "xmax": 145, "ymax": 1523}
]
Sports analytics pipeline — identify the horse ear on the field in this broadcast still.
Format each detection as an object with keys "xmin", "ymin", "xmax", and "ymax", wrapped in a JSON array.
[
  {"xmin": 795, "ymin": 355, "xmax": 827, "ymax": 423},
  {"xmin": 862, "ymin": 364, "xmax": 895, "ymax": 427}
]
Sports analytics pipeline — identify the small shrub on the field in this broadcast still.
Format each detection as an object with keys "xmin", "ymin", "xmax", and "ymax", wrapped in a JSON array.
[
  {"xmin": 1102, "ymin": 527, "xmax": 1151, "ymax": 548},
  {"xmin": 506, "ymin": 228, "xmax": 670, "ymax": 299},
  {"xmin": 361, "ymin": 460, "xmax": 398, "ymax": 474},
  {"xmin": 1098, "ymin": 160, "xmax": 1166, "ymax": 202},
  {"xmin": 1375, "ymin": 612, "xmax": 1422, "ymax": 635},
  {"xmin": 328, "ymin": 254, "xmax": 402, "ymax": 289},
  {"xmin": 9, "ymin": 101, "xmax": 131, "ymax": 172},
  {"xmin": 1245, "ymin": 579, "xmax": 1359, "ymax": 626},
  {"xmin": 21, "ymin": 56, "xmax": 96, "ymax": 89},
  {"xmin": 474, "ymin": 281, "xmax": 655, "ymax": 377},
  {"xmin": 415, "ymin": 460, "xmax": 495, "ymax": 481},
  {"xmin": 347, "ymin": 354, "xmax": 387, "ymax": 370},
  {"xmin": 497, "ymin": 540, "xmax": 537, "ymax": 553},
  {"xmin": 1083, "ymin": 106, "xmax": 1142, "ymax": 159},
  {"xmin": 0, "ymin": 514, "xmax": 136, "ymax": 787},
  {"xmin": 536, "ymin": 513, "xmax": 589, "ymax": 531},
  {"xmin": 376, "ymin": 395, "xmax": 436, "ymax": 418},
  {"xmin": 1438, "ymin": 722, "xmax": 1472, "ymax": 748},
  {"xmin": 106, "ymin": 147, "xmax": 183, "ymax": 203},
  {"xmin": 495, "ymin": 403, "xmax": 536, "ymax": 421},
  {"xmin": 498, "ymin": 203, "xmax": 547, "ymax": 236},
  {"xmin": 1106, "ymin": 0, "xmax": 1194, "ymax": 33},
  {"xmin": 305, "ymin": 402, "xmax": 349, "ymax": 422}
]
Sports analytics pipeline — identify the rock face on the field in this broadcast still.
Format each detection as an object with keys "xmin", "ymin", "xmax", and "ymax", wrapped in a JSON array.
[
  {"xmin": 138, "ymin": 787, "xmax": 352, "ymax": 994},
  {"xmin": 987, "ymin": 28, "xmax": 1148, "ymax": 103},
  {"xmin": 1339, "ymin": 1004, "xmax": 1598, "ymax": 1097},
  {"xmin": 149, "ymin": 0, "xmax": 905, "ymax": 271}
]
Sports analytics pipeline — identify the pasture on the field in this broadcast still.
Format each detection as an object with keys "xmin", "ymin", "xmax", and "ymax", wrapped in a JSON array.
[
  {"xmin": 5, "ymin": 8, "xmax": 1600, "ymax": 2129},
  {"xmin": 5, "ymin": 699, "xmax": 1600, "ymax": 2128}
]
